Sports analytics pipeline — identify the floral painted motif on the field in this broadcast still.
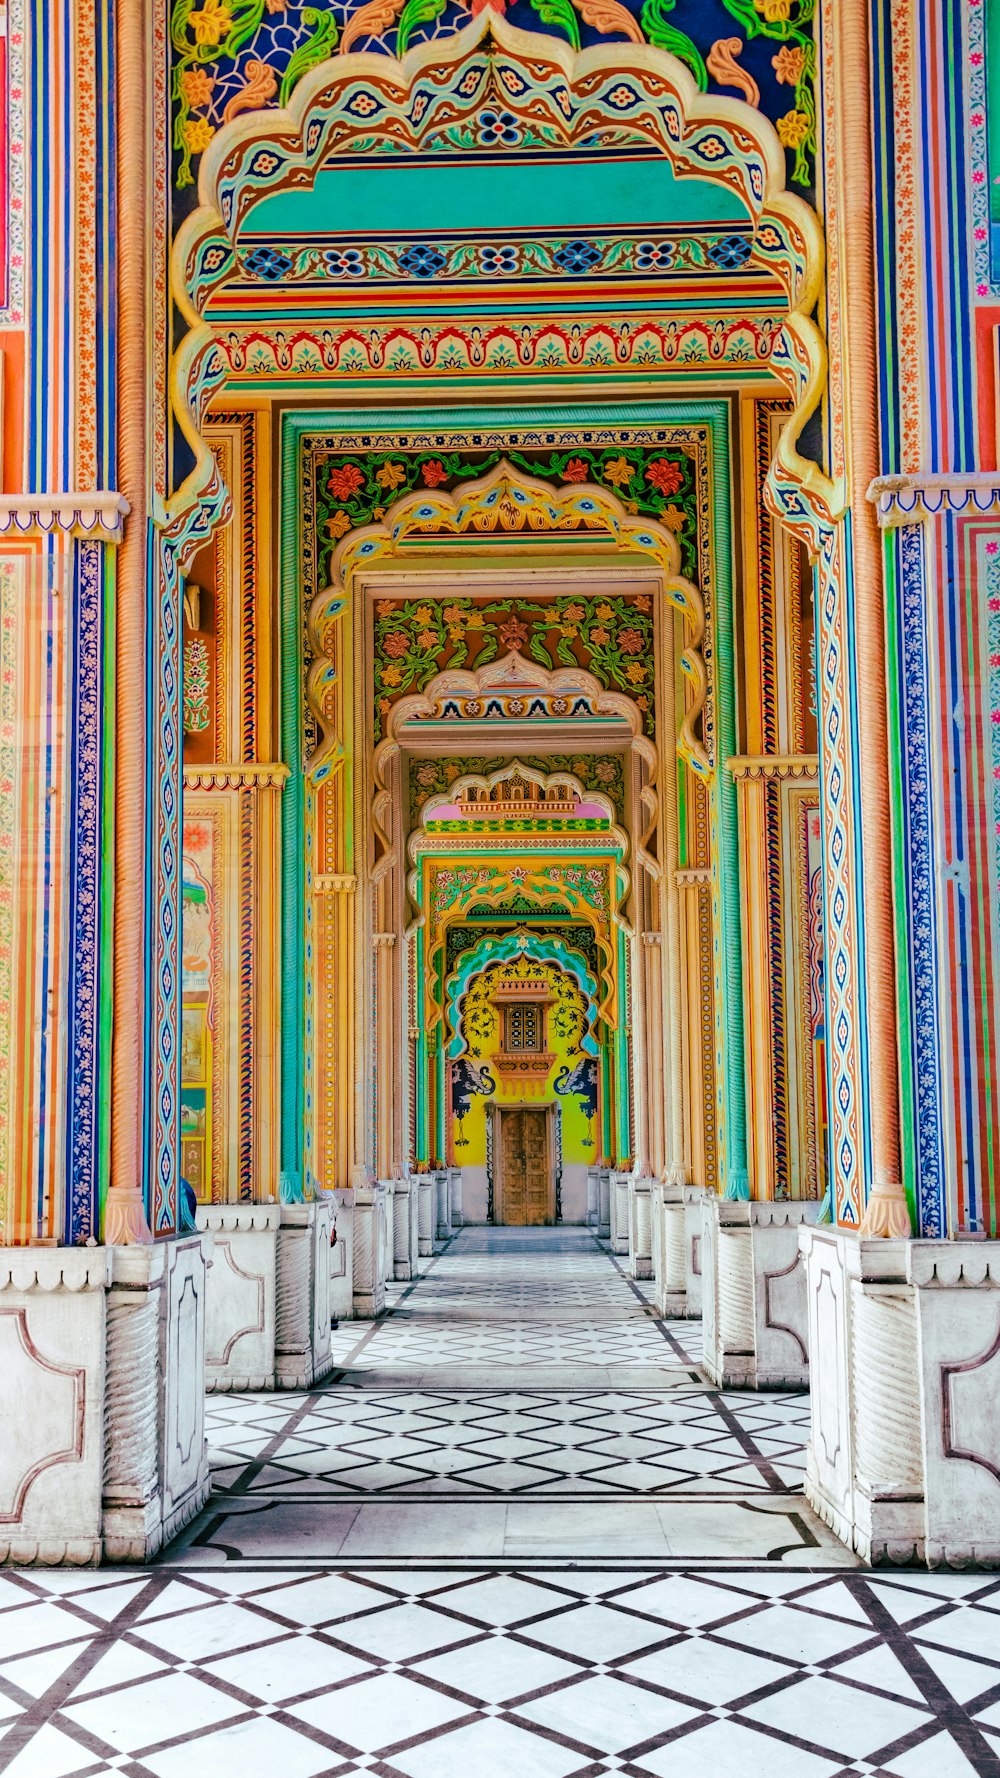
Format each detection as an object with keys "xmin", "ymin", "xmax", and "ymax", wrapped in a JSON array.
[
  {"xmin": 373, "ymin": 590, "xmax": 657, "ymax": 740},
  {"xmin": 183, "ymin": 636, "xmax": 212, "ymax": 733}
]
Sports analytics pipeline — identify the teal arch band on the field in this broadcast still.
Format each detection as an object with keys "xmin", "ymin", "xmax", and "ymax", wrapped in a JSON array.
[
  {"xmin": 444, "ymin": 932, "xmax": 601, "ymax": 1060},
  {"xmin": 279, "ymin": 399, "xmax": 746, "ymax": 1196}
]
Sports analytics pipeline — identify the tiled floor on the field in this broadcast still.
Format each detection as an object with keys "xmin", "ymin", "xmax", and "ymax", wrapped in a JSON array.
[{"xmin": 1, "ymin": 1226, "xmax": 998, "ymax": 1778}]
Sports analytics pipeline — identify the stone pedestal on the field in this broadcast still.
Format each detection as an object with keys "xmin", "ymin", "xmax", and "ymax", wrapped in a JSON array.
[
  {"xmin": 435, "ymin": 1170, "xmax": 451, "ymax": 1242},
  {"xmin": 702, "ymin": 1196, "xmax": 815, "ymax": 1388},
  {"xmin": 197, "ymin": 1200, "xmax": 334, "ymax": 1388},
  {"xmin": 586, "ymin": 1167, "xmax": 600, "ymax": 1228},
  {"xmin": 329, "ymin": 1189, "xmax": 354, "ymax": 1321},
  {"xmin": 610, "ymin": 1171, "xmax": 631, "ymax": 1256},
  {"xmin": 353, "ymin": 1178, "xmax": 389, "ymax": 1317},
  {"xmin": 448, "ymin": 1167, "xmax": 464, "ymax": 1228},
  {"xmin": 390, "ymin": 1176, "xmax": 419, "ymax": 1281},
  {"xmin": 683, "ymin": 1184, "xmax": 708, "ymax": 1317},
  {"xmin": 414, "ymin": 1174, "xmax": 435, "ymax": 1257},
  {"xmin": 0, "ymin": 1237, "xmax": 210, "ymax": 1565},
  {"xmin": 802, "ymin": 1228, "xmax": 1000, "ymax": 1567},
  {"xmin": 652, "ymin": 1178, "xmax": 687, "ymax": 1316},
  {"xmin": 597, "ymin": 1169, "xmax": 611, "ymax": 1239},
  {"xmin": 628, "ymin": 1176, "xmax": 654, "ymax": 1279},
  {"xmin": 197, "ymin": 1204, "xmax": 282, "ymax": 1391},
  {"xmin": 275, "ymin": 1200, "xmax": 334, "ymax": 1386}
]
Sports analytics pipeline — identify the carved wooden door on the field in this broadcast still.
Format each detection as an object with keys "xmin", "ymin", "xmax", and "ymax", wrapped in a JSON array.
[{"xmin": 500, "ymin": 1108, "xmax": 551, "ymax": 1224}]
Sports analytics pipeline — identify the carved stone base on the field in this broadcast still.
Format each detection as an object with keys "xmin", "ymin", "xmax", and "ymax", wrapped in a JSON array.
[
  {"xmin": 682, "ymin": 1185, "xmax": 708, "ymax": 1317},
  {"xmin": 330, "ymin": 1188, "xmax": 355, "ymax": 1321},
  {"xmin": 197, "ymin": 1204, "xmax": 281, "ymax": 1391},
  {"xmin": 610, "ymin": 1172, "xmax": 631, "ymax": 1256},
  {"xmin": 353, "ymin": 1178, "xmax": 390, "ymax": 1317},
  {"xmin": 802, "ymin": 1228, "xmax": 1000, "ymax": 1567},
  {"xmin": 702, "ymin": 1197, "xmax": 816, "ymax": 1388},
  {"xmin": 651, "ymin": 1179, "xmax": 687, "ymax": 1316},
  {"xmin": 448, "ymin": 1167, "xmax": 464, "ymax": 1229},
  {"xmin": 434, "ymin": 1171, "xmax": 451, "ymax": 1242},
  {"xmin": 275, "ymin": 1200, "xmax": 335, "ymax": 1387},
  {"xmin": 628, "ymin": 1176, "xmax": 654, "ymax": 1279},
  {"xmin": 597, "ymin": 1169, "xmax": 611, "ymax": 1240},
  {"xmin": 390, "ymin": 1177, "xmax": 420, "ymax": 1281},
  {"xmin": 196, "ymin": 1201, "xmax": 334, "ymax": 1389},
  {"xmin": 414, "ymin": 1175, "xmax": 435, "ymax": 1257},
  {"xmin": 0, "ymin": 1238, "xmax": 210, "ymax": 1566}
]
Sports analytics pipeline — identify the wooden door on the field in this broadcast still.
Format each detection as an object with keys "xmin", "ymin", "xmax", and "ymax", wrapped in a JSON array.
[{"xmin": 499, "ymin": 1108, "xmax": 552, "ymax": 1224}]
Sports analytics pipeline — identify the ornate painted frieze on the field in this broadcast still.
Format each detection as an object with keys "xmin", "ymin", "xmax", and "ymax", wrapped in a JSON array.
[{"xmin": 169, "ymin": 0, "xmax": 817, "ymax": 193}]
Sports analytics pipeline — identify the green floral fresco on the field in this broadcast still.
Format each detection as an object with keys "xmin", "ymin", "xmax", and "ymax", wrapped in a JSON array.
[{"xmin": 170, "ymin": 0, "xmax": 816, "ymax": 192}]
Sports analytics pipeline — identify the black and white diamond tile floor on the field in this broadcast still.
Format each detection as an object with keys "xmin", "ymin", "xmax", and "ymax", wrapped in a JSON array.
[{"xmin": 1, "ymin": 1227, "xmax": 997, "ymax": 1777}]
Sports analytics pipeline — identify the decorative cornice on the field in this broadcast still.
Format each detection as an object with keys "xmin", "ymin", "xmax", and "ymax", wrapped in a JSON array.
[
  {"xmin": 727, "ymin": 753, "xmax": 819, "ymax": 781},
  {"xmin": 675, "ymin": 868, "xmax": 711, "ymax": 888},
  {"xmin": 641, "ymin": 931, "xmax": 663, "ymax": 947},
  {"xmin": 0, "ymin": 492, "xmax": 130, "ymax": 542},
  {"xmin": 313, "ymin": 873, "xmax": 357, "ymax": 896},
  {"xmin": 867, "ymin": 473, "xmax": 1000, "ymax": 529},
  {"xmin": 182, "ymin": 762, "xmax": 290, "ymax": 791},
  {"xmin": 372, "ymin": 932, "xmax": 397, "ymax": 948}
]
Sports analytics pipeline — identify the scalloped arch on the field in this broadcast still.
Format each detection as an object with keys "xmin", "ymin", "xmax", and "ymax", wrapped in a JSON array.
[
  {"xmin": 312, "ymin": 458, "xmax": 707, "ymax": 786},
  {"xmin": 166, "ymin": 12, "xmax": 840, "ymax": 566},
  {"xmin": 445, "ymin": 933, "xmax": 600, "ymax": 1060}
]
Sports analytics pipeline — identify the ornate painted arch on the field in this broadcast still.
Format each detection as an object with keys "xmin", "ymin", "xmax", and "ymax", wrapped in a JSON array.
[
  {"xmin": 166, "ymin": 13, "xmax": 838, "ymax": 566},
  {"xmin": 445, "ymin": 933, "xmax": 601, "ymax": 1059},
  {"xmin": 320, "ymin": 458, "xmax": 702, "ymax": 791}
]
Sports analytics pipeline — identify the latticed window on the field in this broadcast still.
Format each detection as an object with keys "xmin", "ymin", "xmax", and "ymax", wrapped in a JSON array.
[{"xmin": 504, "ymin": 1002, "xmax": 543, "ymax": 1052}]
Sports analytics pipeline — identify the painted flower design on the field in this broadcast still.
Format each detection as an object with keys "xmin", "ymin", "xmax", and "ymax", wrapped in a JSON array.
[
  {"xmin": 602, "ymin": 456, "xmax": 633, "ymax": 487},
  {"xmin": 383, "ymin": 631, "xmax": 410, "ymax": 658},
  {"xmin": 562, "ymin": 458, "xmax": 589, "ymax": 481},
  {"xmin": 183, "ymin": 116, "xmax": 215, "ymax": 155},
  {"xmin": 776, "ymin": 109, "xmax": 811, "ymax": 150},
  {"xmin": 376, "ymin": 462, "xmax": 407, "ymax": 491},
  {"xmin": 380, "ymin": 664, "xmax": 403, "ymax": 686},
  {"xmin": 625, "ymin": 662, "xmax": 647, "ymax": 683},
  {"xmin": 413, "ymin": 605, "xmax": 434, "ymax": 626},
  {"xmin": 618, "ymin": 628, "xmax": 645, "ymax": 655},
  {"xmin": 188, "ymin": 0, "xmax": 232, "ymax": 44},
  {"xmin": 589, "ymin": 628, "xmax": 610, "ymax": 646},
  {"xmin": 417, "ymin": 630, "xmax": 437, "ymax": 650},
  {"xmin": 180, "ymin": 67, "xmax": 215, "ymax": 107},
  {"xmin": 754, "ymin": 0, "xmax": 791, "ymax": 18},
  {"xmin": 328, "ymin": 463, "xmax": 365, "ymax": 500},
  {"xmin": 772, "ymin": 44, "xmax": 806, "ymax": 85},
  {"xmin": 646, "ymin": 459, "xmax": 683, "ymax": 495},
  {"xmin": 421, "ymin": 459, "xmax": 448, "ymax": 486},
  {"xmin": 327, "ymin": 510, "xmax": 352, "ymax": 539},
  {"xmin": 562, "ymin": 603, "xmax": 585, "ymax": 622}
]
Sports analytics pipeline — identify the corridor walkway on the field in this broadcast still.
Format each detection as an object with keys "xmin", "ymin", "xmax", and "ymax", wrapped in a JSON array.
[{"xmin": 1, "ymin": 1229, "xmax": 999, "ymax": 1777}]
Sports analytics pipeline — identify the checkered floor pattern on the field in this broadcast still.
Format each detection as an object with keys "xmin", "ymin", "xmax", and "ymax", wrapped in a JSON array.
[{"xmin": 0, "ymin": 1227, "xmax": 995, "ymax": 1776}]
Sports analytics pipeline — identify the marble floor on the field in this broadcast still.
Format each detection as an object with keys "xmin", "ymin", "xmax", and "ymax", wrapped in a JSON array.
[{"xmin": 1, "ymin": 1227, "xmax": 998, "ymax": 1778}]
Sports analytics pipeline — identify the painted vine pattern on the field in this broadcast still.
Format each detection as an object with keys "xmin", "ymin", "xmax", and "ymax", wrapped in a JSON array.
[
  {"xmin": 317, "ymin": 445, "xmax": 695, "ymax": 586},
  {"xmin": 374, "ymin": 590, "xmax": 656, "ymax": 740},
  {"xmin": 170, "ymin": 0, "xmax": 816, "ymax": 192}
]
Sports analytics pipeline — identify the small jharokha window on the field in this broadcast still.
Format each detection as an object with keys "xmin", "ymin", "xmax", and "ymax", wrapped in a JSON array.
[{"xmin": 504, "ymin": 1002, "xmax": 543, "ymax": 1052}]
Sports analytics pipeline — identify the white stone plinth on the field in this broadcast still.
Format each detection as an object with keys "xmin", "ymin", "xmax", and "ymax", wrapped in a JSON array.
[
  {"xmin": 448, "ymin": 1167, "xmax": 463, "ymax": 1228},
  {"xmin": 802, "ymin": 1228, "xmax": 1000, "ymax": 1567},
  {"xmin": 610, "ymin": 1172, "xmax": 631, "ymax": 1256},
  {"xmin": 330, "ymin": 1188, "xmax": 354, "ymax": 1321},
  {"xmin": 197, "ymin": 1200, "xmax": 335, "ymax": 1388},
  {"xmin": 682, "ymin": 1184, "xmax": 708, "ymax": 1317},
  {"xmin": 414, "ymin": 1175, "xmax": 435, "ymax": 1257},
  {"xmin": 435, "ymin": 1171, "xmax": 451, "ymax": 1242},
  {"xmin": 702, "ymin": 1197, "xmax": 815, "ymax": 1388},
  {"xmin": 628, "ymin": 1176, "xmax": 654, "ymax": 1279},
  {"xmin": 597, "ymin": 1169, "xmax": 611, "ymax": 1240},
  {"xmin": 275, "ymin": 1200, "xmax": 334, "ymax": 1386},
  {"xmin": 652, "ymin": 1179, "xmax": 687, "ymax": 1316},
  {"xmin": 197, "ymin": 1204, "xmax": 281, "ymax": 1391},
  {"xmin": 586, "ymin": 1167, "xmax": 600, "ymax": 1228},
  {"xmin": 0, "ymin": 1238, "xmax": 210, "ymax": 1565},
  {"xmin": 353, "ymin": 1178, "xmax": 389, "ymax": 1317},
  {"xmin": 390, "ymin": 1177, "xmax": 419, "ymax": 1281}
]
